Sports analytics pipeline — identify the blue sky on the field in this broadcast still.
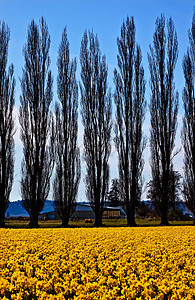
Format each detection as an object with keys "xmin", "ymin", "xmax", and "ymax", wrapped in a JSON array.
[{"xmin": 1, "ymin": 0, "xmax": 194, "ymax": 201}]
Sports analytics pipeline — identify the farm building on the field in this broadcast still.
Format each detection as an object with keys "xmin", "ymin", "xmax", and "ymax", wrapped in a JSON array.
[
  {"xmin": 39, "ymin": 203, "xmax": 122, "ymax": 220},
  {"xmin": 103, "ymin": 206, "xmax": 121, "ymax": 218}
]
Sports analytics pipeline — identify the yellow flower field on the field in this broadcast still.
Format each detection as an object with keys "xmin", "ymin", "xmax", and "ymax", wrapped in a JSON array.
[{"xmin": 0, "ymin": 227, "xmax": 194, "ymax": 300}]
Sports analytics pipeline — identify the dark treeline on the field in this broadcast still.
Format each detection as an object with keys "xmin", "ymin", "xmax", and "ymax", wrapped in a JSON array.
[{"xmin": 0, "ymin": 10, "xmax": 194, "ymax": 227}]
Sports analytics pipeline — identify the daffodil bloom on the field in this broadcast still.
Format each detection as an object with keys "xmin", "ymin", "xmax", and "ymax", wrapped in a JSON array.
[{"xmin": 0, "ymin": 227, "xmax": 194, "ymax": 299}]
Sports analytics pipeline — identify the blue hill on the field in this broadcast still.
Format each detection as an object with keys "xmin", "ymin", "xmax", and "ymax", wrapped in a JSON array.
[{"xmin": 6, "ymin": 200, "xmax": 54, "ymax": 217}]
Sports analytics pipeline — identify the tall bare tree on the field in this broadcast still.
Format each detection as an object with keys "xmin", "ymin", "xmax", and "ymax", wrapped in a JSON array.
[
  {"xmin": 53, "ymin": 28, "xmax": 81, "ymax": 227},
  {"xmin": 148, "ymin": 15, "xmax": 179, "ymax": 225},
  {"xmin": 182, "ymin": 9, "xmax": 195, "ymax": 224},
  {"xmin": 114, "ymin": 17, "xmax": 146, "ymax": 226},
  {"xmin": 0, "ymin": 21, "xmax": 15, "ymax": 227},
  {"xmin": 19, "ymin": 18, "xmax": 54, "ymax": 228},
  {"xmin": 80, "ymin": 31, "xmax": 112, "ymax": 226}
]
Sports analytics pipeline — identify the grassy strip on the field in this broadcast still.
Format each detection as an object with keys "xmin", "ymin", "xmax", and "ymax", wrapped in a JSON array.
[{"xmin": 5, "ymin": 218, "xmax": 194, "ymax": 228}]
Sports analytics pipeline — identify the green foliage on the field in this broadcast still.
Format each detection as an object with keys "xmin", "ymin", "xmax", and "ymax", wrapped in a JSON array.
[
  {"xmin": 106, "ymin": 179, "xmax": 120, "ymax": 207},
  {"xmin": 168, "ymin": 208, "xmax": 185, "ymax": 221}
]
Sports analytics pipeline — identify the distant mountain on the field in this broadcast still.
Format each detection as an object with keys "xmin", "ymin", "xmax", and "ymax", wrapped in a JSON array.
[
  {"xmin": 5, "ymin": 200, "xmax": 193, "ymax": 218},
  {"xmin": 6, "ymin": 200, "xmax": 54, "ymax": 217}
]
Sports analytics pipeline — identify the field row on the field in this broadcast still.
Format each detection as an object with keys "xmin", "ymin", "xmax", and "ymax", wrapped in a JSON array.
[{"xmin": 0, "ymin": 227, "xmax": 195, "ymax": 299}]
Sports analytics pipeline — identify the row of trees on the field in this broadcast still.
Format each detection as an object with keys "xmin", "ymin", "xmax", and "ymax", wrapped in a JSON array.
[{"xmin": 0, "ymin": 11, "xmax": 194, "ymax": 227}]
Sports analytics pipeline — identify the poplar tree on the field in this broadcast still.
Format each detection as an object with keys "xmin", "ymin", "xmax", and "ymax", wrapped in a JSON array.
[
  {"xmin": 0, "ymin": 21, "xmax": 15, "ymax": 227},
  {"xmin": 114, "ymin": 17, "xmax": 146, "ymax": 226},
  {"xmin": 182, "ymin": 9, "xmax": 195, "ymax": 224},
  {"xmin": 19, "ymin": 18, "xmax": 54, "ymax": 228},
  {"xmin": 148, "ymin": 15, "xmax": 178, "ymax": 225},
  {"xmin": 80, "ymin": 31, "xmax": 112, "ymax": 226},
  {"xmin": 53, "ymin": 28, "xmax": 81, "ymax": 227}
]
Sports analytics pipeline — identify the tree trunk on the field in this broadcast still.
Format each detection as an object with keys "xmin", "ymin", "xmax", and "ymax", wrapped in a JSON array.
[
  {"xmin": 127, "ymin": 180, "xmax": 137, "ymax": 227},
  {"xmin": 0, "ymin": 209, "xmax": 6, "ymax": 228},
  {"xmin": 160, "ymin": 179, "xmax": 170, "ymax": 226},
  {"xmin": 160, "ymin": 215, "xmax": 170, "ymax": 226},
  {"xmin": 94, "ymin": 210, "xmax": 102, "ymax": 227},
  {"xmin": 29, "ymin": 215, "xmax": 39, "ymax": 228},
  {"xmin": 61, "ymin": 218, "xmax": 69, "ymax": 227},
  {"xmin": 160, "ymin": 203, "xmax": 170, "ymax": 226},
  {"xmin": 127, "ymin": 208, "xmax": 137, "ymax": 227}
]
